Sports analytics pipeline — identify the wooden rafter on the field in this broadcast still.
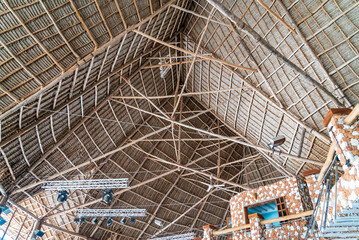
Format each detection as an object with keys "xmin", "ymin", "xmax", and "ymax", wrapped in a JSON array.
[
  {"xmin": 38, "ymin": 0, "xmax": 80, "ymax": 59},
  {"xmin": 133, "ymin": 30, "xmax": 258, "ymax": 72},
  {"xmin": 206, "ymin": 0, "xmax": 343, "ymax": 108},
  {"xmin": 69, "ymin": 0, "xmax": 98, "ymax": 48},
  {"xmin": 3, "ymin": 0, "xmax": 64, "ymax": 71}
]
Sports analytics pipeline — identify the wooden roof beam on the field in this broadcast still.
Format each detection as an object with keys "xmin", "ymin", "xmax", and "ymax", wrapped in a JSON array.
[
  {"xmin": 115, "ymin": 100, "xmax": 324, "ymax": 166},
  {"xmin": 112, "ymin": 87, "xmax": 248, "ymax": 99},
  {"xmin": 94, "ymin": 0, "xmax": 113, "ymax": 39},
  {"xmin": 38, "ymin": 0, "xmax": 80, "ymax": 60},
  {"xmin": 183, "ymin": 33, "xmax": 330, "ymax": 144},
  {"xmin": 136, "ymin": 136, "xmax": 211, "ymax": 239},
  {"xmin": 153, "ymin": 191, "xmax": 214, "ymax": 237},
  {"xmin": 11, "ymin": 107, "xmax": 210, "ymax": 195},
  {"xmin": 0, "ymin": 0, "xmax": 177, "ymax": 121},
  {"xmin": 276, "ymin": 0, "xmax": 351, "ymax": 108},
  {"xmin": 133, "ymin": 30, "xmax": 258, "ymax": 72},
  {"xmin": 69, "ymin": 0, "xmax": 98, "ymax": 48},
  {"xmin": 114, "ymin": 0, "xmax": 128, "ymax": 29},
  {"xmin": 3, "ymin": 0, "xmax": 64, "ymax": 71},
  {"xmin": 43, "ymin": 109, "xmax": 226, "ymax": 218},
  {"xmin": 206, "ymin": 0, "xmax": 344, "ymax": 108}
]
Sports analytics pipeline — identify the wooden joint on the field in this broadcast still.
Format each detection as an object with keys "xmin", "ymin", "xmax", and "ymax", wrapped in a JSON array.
[{"xmin": 323, "ymin": 108, "xmax": 352, "ymax": 127}]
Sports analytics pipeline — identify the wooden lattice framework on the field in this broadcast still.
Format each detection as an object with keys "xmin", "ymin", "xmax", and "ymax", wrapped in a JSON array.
[{"xmin": 0, "ymin": 0, "xmax": 358, "ymax": 239}]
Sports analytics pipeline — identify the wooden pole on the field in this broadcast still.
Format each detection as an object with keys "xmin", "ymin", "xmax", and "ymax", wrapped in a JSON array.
[
  {"xmin": 133, "ymin": 30, "xmax": 258, "ymax": 72},
  {"xmin": 114, "ymin": 100, "xmax": 324, "ymax": 166},
  {"xmin": 256, "ymin": 0, "xmax": 297, "ymax": 34},
  {"xmin": 344, "ymin": 103, "xmax": 359, "ymax": 125},
  {"xmin": 143, "ymin": 58, "xmax": 206, "ymax": 68},
  {"xmin": 112, "ymin": 87, "xmax": 248, "ymax": 99},
  {"xmin": 11, "ymin": 108, "xmax": 211, "ymax": 195},
  {"xmin": 206, "ymin": 0, "xmax": 343, "ymax": 108}
]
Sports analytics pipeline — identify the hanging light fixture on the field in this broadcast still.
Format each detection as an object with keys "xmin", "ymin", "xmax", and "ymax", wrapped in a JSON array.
[
  {"xmin": 154, "ymin": 219, "xmax": 163, "ymax": 227},
  {"xmin": 267, "ymin": 135, "xmax": 285, "ymax": 150},
  {"xmin": 74, "ymin": 218, "xmax": 80, "ymax": 224},
  {"xmin": 102, "ymin": 189, "xmax": 114, "ymax": 204},
  {"xmin": 57, "ymin": 190, "xmax": 69, "ymax": 203},
  {"xmin": 130, "ymin": 217, "xmax": 136, "ymax": 223},
  {"xmin": 120, "ymin": 217, "xmax": 126, "ymax": 224},
  {"xmin": 91, "ymin": 218, "xmax": 99, "ymax": 224},
  {"xmin": 107, "ymin": 217, "xmax": 113, "ymax": 227}
]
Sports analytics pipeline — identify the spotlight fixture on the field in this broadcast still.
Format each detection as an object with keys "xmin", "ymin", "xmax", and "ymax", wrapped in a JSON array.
[
  {"xmin": 42, "ymin": 179, "xmax": 130, "ymax": 190},
  {"xmin": 120, "ymin": 217, "xmax": 126, "ymax": 224},
  {"xmin": 102, "ymin": 189, "xmax": 114, "ymax": 204},
  {"xmin": 130, "ymin": 217, "xmax": 136, "ymax": 223},
  {"xmin": 154, "ymin": 219, "xmax": 163, "ymax": 227},
  {"xmin": 34, "ymin": 230, "xmax": 45, "ymax": 237},
  {"xmin": 107, "ymin": 217, "xmax": 113, "ymax": 227},
  {"xmin": 80, "ymin": 217, "xmax": 86, "ymax": 223},
  {"xmin": 74, "ymin": 218, "xmax": 80, "ymax": 224},
  {"xmin": 267, "ymin": 135, "xmax": 285, "ymax": 150},
  {"xmin": 91, "ymin": 218, "xmax": 99, "ymax": 224},
  {"xmin": 150, "ymin": 233, "xmax": 196, "ymax": 240},
  {"xmin": 57, "ymin": 190, "xmax": 69, "ymax": 203},
  {"xmin": 76, "ymin": 209, "xmax": 146, "ymax": 217}
]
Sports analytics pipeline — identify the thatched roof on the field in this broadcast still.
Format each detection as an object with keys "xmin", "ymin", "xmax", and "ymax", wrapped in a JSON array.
[{"xmin": 0, "ymin": 0, "xmax": 358, "ymax": 239}]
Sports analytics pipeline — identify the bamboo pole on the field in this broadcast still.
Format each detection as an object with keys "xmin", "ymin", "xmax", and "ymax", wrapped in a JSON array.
[
  {"xmin": 133, "ymin": 30, "xmax": 258, "ymax": 72},
  {"xmin": 256, "ymin": 0, "xmax": 297, "ymax": 34},
  {"xmin": 112, "ymin": 87, "xmax": 248, "ymax": 99},
  {"xmin": 11, "ymin": 108, "xmax": 211, "ymax": 195},
  {"xmin": 143, "ymin": 58, "xmax": 205, "ymax": 68},
  {"xmin": 114, "ymin": 100, "xmax": 324, "ymax": 166},
  {"xmin": 276, "ymin": 0, "xmax": 351, "ymax": 108},
  {"xmin": 170, "ymin": 4, "xmax": 230, "ymax": 27},
  {"xmin": 10, "ymin": 125, "xmax": 170, "ymax": 194},
  {"xmin": 206, "ymin": 0, "xmax": 343, "ymax": 108},
  {"xmin": 0, "ymin": 0, "xmax": 177, "ymax": 122},
  {"xmin": 3, "ymin": 0, "xmax": 64, "ymax": 71}
]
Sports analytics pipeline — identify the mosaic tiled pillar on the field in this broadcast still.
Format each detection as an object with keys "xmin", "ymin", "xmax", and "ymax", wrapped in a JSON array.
[
  {"xmin": 324, "ymin": 109, "xmax": 359, "ymax": 208},
  {"xmin": 248, "ymin": 213, "xmax": 264, "ymax": 240},
  {"xmin": 324, "ymin": 109, "xmax": 359, "ymax": 170},
  {"xmin": 202, "ymin": 225, "xmax": 216, "ymax": 240}
]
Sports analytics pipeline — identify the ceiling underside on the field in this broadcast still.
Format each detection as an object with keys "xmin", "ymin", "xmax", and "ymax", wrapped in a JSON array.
[{"xmin": 0, "ymin": 0, "xmax": 358, "ymax": 239}]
